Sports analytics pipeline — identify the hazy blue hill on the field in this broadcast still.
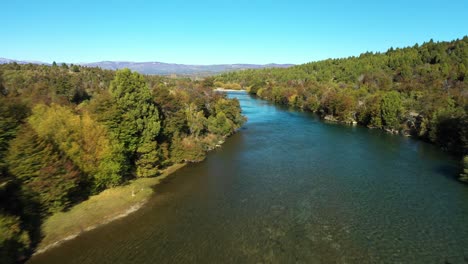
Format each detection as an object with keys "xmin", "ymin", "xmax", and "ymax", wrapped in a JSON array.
[
  {"xmin": 0, "ymin": 57, "xmax": 49, "ymax": 65},
  {"xmin": 0, "ymin": 58, "xmax": 293, "ymax": 75},
  {"xmin": 81, "ymin": 61, "xmax": 294, "ymax": 75}
]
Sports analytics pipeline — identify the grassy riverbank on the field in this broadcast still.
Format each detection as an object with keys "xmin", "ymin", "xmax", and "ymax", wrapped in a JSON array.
[{"xmin": 35, "ymin": 163, "xmax": 186, "ymax": 254}]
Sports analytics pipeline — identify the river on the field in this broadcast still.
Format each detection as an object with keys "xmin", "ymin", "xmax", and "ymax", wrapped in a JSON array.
[{"xmin": 29, "ymin": 91, "xmax": 468, "ymax": 264}]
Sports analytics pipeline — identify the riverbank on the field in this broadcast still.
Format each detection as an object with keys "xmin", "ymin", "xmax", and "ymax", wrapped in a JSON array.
[{"xmin": 33, "ymin": 163, "xmax": 186, "ymax": 255}]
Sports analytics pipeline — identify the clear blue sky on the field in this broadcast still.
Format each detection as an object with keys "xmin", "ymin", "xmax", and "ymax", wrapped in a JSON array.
[{"xmin": 2, "ymin": 0, "xmax": 467, "ymax": 65}]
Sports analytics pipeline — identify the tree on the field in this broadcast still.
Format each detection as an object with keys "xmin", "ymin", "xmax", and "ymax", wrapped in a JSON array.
[
  {"xmin": 71, "ymin": 65, "xmax": 80, "ymax": 72},
  {"xmin": 169, "ymin": 135, "xmax": 205, "ymax": 163},
  {"xmin": 28, "ymin": 104, "xmax": 125, "ymax": 190},
  {"xmin": 202, "ymin": 77, "xmax": 214, "ymax": 88},
  {"xmin": 460, "ymin": 156, "xmax": 468, "ymax": 182},
  {"xmin": 0, "ymin": 214, "xmax": 30, "ymax": 263},
  {"xmin": 0, "ymin": 99, "xmax": 29, "ymax": 173},
  {"xmin": 208, "ymin": 111, "xmax": 233, "ymax": 135},
  {"xmin": 186, "ymin": 103, "xmax": 206, "ymax": 138},
  {"xmin": 213, "ymin": 98, "xmax": 245, "ymax": 128},
  {"xmin": 357, "ymin": 94, "xmax": 382, "ymax": 128},
  {"xmin": 304, "ymin": 95, "xmax": 320, "ymax": 112},
  {"xmin": 6, "ymin": 125, "xmax": 83, "ymax": 213},
  {"xmin": 381, "ymin": 91, "xmax": 402, "ymax": 129},
  {"xmin": 109, "ymin": 69, "xmax": 161, "ymax": 177}
]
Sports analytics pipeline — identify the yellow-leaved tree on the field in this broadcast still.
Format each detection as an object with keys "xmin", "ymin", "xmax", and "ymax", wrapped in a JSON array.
[{"xmin": 28, "ymin": 104, "xmax": 126, "ymax": 191}]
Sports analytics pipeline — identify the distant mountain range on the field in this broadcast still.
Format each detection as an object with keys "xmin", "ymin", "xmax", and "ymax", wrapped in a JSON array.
[
  {"xmin": 0, "ymin": 58, "xmax": 293, "ymax": 75},
  {"xmin": 0, "ymin": 58, "xmax": 46, "ymax": 65}
]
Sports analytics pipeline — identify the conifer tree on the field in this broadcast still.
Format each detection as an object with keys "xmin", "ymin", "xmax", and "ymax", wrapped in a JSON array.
[{"xmin": 109, "ymin": 69, "xmax": 161, "ymax": 177}]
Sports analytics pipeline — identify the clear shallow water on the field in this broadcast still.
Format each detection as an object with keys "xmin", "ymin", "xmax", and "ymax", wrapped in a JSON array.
[{"xmin": 29, "ymin": 92, "xmax": 468, "ymax": 264}]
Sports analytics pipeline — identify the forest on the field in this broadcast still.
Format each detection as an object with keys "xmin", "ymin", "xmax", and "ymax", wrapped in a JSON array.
[
  {"xmin": 0, "ymin": 63, "xmax": 245, "ymax": 263},
  {"xmin": 216, "ymin": 37, "xmax": 468, "ymax": 182}
]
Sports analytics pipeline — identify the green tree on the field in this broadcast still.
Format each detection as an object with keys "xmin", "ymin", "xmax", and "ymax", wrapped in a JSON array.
[
  {"xmin": 304, "ymin": 95, "xmax": 320, "ymax": 112},
  {"xmin": 0, "ymin": 99, "xmax": 29, "ymax": 173},
  {"xmin": 357, "ymin": 94, "xmax": 382, "ymax": 128},
  {"xmin": 109, "ymin": 69, "xmax": 161, "ymax": 177},
  {"xmin": 208, "ymin": 112, "xmax": 233, "ymax": 135},
  {"xmin": 6, "ymin": 125, "xmax": 83, "ymax": 213},
  {"xmin": 186, "ymin": 103, "xmax": 206, "ymax": 138},
  {"xmin": 202, "ymin": 77, "xmax": 214, "ymax": 88},
  {"xmin": 213, "ymin": 98, "xmax": 245, "ymax": 128},
  {"xmin": 0, "ymin": 214, "xmax": 31, "ymax": 264},
  {"xmin": 71, "ymin": 65, "xmax": 80, "ymax": 72},
  {"xmin": 170, "ymin": 135, "xmax": 205, "ymax": 163},
  {"xmin": 381, "ymin": 91, "xmax": 402, "ymax": 129}
]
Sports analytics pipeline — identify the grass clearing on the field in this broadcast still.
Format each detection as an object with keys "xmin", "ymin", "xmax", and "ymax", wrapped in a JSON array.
[{"xmin": 36, "ymin": 163, "xmax": 186, "ymax": 254}]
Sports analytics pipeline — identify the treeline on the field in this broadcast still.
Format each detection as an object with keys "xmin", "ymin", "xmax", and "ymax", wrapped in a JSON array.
[
  {"xmin": 216, "ymin": 37, "xmax": 468, "ymax": 180},
  {"xmin": 0, "ymin": 63, "xmax": 245, "ymax": 263}
]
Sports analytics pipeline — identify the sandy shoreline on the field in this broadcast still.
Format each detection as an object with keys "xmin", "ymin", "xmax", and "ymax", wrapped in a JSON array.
[
  {"xmin": 33, "ymin": 203, "xmax": 144, "ymax": 255},
  {"xmin": 213, "ymin": 88, "xmax": 246, "ymax": 92}
]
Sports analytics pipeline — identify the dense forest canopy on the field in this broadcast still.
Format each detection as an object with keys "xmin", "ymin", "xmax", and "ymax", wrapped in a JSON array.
[
  {"xmin": 216, "ymin": 37, "xmax": 468, "ymax": 180},
  {"xmin": 0, "ymin": 63, "xmax": 245, "ymax": 263}
]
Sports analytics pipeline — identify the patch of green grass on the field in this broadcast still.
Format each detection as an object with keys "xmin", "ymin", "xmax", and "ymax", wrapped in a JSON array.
[{"xmin": 36, "ymin": 163, "xmax": 186, "ymax": 253}]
